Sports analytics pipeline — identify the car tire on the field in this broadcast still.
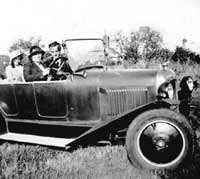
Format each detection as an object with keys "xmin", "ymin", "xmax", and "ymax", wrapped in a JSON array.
[{"xmin": 125, "ymin": 109, "xmax": 195, "ymax": 172}]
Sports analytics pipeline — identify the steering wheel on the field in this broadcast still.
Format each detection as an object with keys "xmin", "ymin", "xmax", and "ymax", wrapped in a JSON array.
[
  {"xmin": 46, "ymin": 57, "xmax": 68, "ymax": 80},
  {"xmin": 47, "ymin": 68, "xmax": 71, "ymax": 81}
]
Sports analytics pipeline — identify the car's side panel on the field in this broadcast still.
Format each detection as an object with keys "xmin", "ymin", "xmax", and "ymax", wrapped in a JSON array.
[
  {"xmin": 67, "ymin": 75, "xmax": 100, "ymax": 122},
  {"xmin": 1, "ymin": 73, "xmax": 101, "ymax": 124},
  {"xmin": 98, "ymin": 70, "xmax": 157, "ymax": 119},
  {"xmin": 13, "ymin": 83, "xmax": 38, "ymax": 119},
  {"xmin": 0, "ymin": 69, "xmax": 175, "ymax": 125},
  {"xmin": 7, "ymin": 119, "xmax": 91, "ymax": 138},
  {"xmin": 33, "ymin": 82, "xmax": 69, "ymax": 119},
  {"xmin": 98, "ymin": 70, "xmax": 157, "ymax": 87},
  {"xmin": 99, "ymin": 87, "xmax": 150, "ymax": 118}
]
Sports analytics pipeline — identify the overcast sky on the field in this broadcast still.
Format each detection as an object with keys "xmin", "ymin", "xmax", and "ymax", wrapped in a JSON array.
[{"xmin": 0, "ymin": 0, "xmax": 199, "ymax": 55}]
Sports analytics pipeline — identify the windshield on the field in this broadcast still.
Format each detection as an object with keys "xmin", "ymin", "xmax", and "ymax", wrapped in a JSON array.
[{"xmin": 65, "ymin": 39, "xmax": 105, "ymax": 70}]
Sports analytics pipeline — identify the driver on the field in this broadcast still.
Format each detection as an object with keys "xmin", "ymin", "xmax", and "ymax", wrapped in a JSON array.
[
  {"xmin": 44, "ymin": 41, "xmax": 73, "ymax": 80},
  {"xmin": 23, "ymin": 46, "xmax": 49, "ymax": 82}
]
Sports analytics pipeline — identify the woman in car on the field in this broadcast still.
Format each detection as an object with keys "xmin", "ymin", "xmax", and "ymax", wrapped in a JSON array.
[
  {"xmin": 178, "ymin": 76, "xmax": 194, "ymax": 116},
  {"xmin": 23, "ymin": 46, "xmax": 50, "ymax": 82},
  {"xmin": 5, "ymin": 51, "xmax": 25, "ymax": 82},
  {"xmin": 178, "ymin": 76, "xmax": 194, "ymax": 100}
]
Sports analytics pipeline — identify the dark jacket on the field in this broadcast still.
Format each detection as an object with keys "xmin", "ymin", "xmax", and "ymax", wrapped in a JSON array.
[
  {"xmin": 23, "ymin": 61, "xmax": 45, "ymax": 82},
  {"xmin": 48, "ymin": 56, "xmax": 73, "ymax": 80},
  {"xmin": 178, "ymin": 76, "xmax": 194, "ymax": 116},
  {"xmin": 51, "ymin": 57, "xmax": 73, "ymax": 73},
  {"xmin": 178, "ymin": 90, "xmax": 192, "ymax": 101},
  {"xmin": 178, "ymin": 90, "xmax": 192, "ymax": 116}
]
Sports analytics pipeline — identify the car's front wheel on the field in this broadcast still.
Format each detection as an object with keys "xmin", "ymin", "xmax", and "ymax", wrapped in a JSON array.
[{"xmin": 126, "ymin": 109, "xmax": 195, "ymax": 172}]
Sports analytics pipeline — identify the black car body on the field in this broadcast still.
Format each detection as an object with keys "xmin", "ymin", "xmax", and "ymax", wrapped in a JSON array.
[
  {"xmin": 0, "ymin": 38, "xmax": 195, "ymax": 172},
  {"xmin": 0, "ymin": 65, "xmax": 176, "ymax": 141}
]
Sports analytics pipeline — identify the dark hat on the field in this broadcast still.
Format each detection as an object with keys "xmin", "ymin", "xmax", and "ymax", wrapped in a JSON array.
[
  {"xmin": 29, "ymin": 46, "xmax": 45, "ymax": 58},
  {"xmin": 48, "ymin": 41, "xmax": 61, "ymax": 48}
]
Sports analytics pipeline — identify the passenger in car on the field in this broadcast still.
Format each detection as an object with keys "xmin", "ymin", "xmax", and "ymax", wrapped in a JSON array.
[
  {"xmin": 43, "ymin": 41, "xmax": 73, "ymax": 80},
  {"xmin": 178, "ymin": 76, "xmax": 194, "ymax": 116},
  {"xmin": 178, "ymin": 76, "xmax": 194, "ymax": 100},
  {"xmin": 23, "ymin": 46, "xmax": 50, "ymax": 82},
  {"xmin": 5, "ymin": 51, "xmax": 25, "ymax": 82}
]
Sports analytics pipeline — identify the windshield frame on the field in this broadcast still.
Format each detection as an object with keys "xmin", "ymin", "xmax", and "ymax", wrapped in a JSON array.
[{"xmin": 63, "ymin": 38, "xmax": 108, "ymax": 70}]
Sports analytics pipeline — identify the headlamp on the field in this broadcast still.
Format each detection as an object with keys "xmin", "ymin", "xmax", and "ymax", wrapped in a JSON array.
[{"xmin": 158, "ymin": 82, "xmax": 174, "ymax": 99}]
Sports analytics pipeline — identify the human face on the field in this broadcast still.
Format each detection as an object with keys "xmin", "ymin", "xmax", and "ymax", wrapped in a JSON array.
[
  {"xmin": 13, "ymin": 58, "xmax": 21, "ymax": 67},
  {"xmin": 187, "ymin": 78, "xmax": 194, "ymax": 91},
  {"xmin": 166, "ymin": 83, "xmax": 174, "ymax": 99},
  {"xmin": 50, "ymin": 46, "xmax": 61, "ymax": 59},
  {"xmin": 32, "ymin": 53, "xmax": 42, "ymax": 63}
]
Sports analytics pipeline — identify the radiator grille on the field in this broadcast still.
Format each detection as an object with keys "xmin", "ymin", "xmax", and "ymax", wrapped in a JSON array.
[{"xmin": 101, "ymin": 88, "xmax": 149, "ymax": 116}]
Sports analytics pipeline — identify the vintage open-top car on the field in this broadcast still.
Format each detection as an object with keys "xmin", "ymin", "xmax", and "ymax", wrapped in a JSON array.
[{"xmin": 0, "ymin": 38, "xmax": 196, "ymax": 172}]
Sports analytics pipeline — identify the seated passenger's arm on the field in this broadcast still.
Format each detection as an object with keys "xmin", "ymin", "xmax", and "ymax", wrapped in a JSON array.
[{"xmin": 23, "ymin": 64, "xmax": 43, "ymax": 82}]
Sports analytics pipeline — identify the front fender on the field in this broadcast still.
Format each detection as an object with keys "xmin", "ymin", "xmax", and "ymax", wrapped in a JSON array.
[{"xmin": 66, "ymin": 100, "xmax": 175, "ymax": 149}]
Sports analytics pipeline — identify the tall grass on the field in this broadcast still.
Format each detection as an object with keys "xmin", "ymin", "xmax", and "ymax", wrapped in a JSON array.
[
  {"xmin": 0, "ymin": 143, "xmax": 158, "ymax": 179},
  {"xmin": 169, "ymin": 62, "xmax": 200, "ymax": 81}
]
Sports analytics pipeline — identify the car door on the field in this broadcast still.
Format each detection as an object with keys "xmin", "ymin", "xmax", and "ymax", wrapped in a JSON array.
[
  {"xmin": 66, "ymin": 74, "xmax": 100, "ymax": 122},
  {"xmin": 32, "ymin": 80, "xmax": 70, "ymax": 120}
]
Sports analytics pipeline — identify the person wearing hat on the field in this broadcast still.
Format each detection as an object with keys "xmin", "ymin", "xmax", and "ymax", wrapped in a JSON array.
[
  {"xmin": 5, "ymin": 51, "xmax": 25, "ymax": 82},
  {"xmin": 178, "ymin": 76, "xmax": 194, "ymax": 117},
  {"xmin": 23, "ymin": 46, "xmax": 49, "ymax": 82}
]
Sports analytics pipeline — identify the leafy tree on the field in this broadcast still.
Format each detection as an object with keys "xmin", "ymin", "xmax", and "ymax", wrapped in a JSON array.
[
  {"xmin": 111, "ymin": 31, "xmax": 129, "ymax": 59},
  {"xmin": 0, "ymin": 55, "xmax": 9, "ymax": 75},
  {"xmin": 128, "ymin": 27, "xmax": 163, "ymax": 62},
  {"xmin": 112, "ymin": 27, "xmax": 166, "ymax": 63},
  {"xmin": 9, "ymin": 36, "xmax": 45, "ymax": 54},
  {"xmin": 172, "ymin": 46, "xmax": 200, "ymax": 64},
  {"xmin": 158, "ymin": 48, "xmax": 174, "ymax": 61}
]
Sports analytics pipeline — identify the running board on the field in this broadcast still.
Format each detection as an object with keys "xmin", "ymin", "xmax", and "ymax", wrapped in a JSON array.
[{"xmin": 0, "ymin": 133, "xmax": 75, "ymax": 148}]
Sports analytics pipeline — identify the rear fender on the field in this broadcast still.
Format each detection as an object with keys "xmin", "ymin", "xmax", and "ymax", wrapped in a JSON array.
[{"xmin": 67, "ymin": 100, "xmax": 175, "ymax": 149}]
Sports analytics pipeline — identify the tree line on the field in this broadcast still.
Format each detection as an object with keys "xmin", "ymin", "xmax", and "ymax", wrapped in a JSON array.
[
  {"xmin": 0, "ymin": 26, "xmax": 199, "ymax": 74},
  {"xmin": 110, "ymin": 26, "xmax": 200, "ymax": 65}
]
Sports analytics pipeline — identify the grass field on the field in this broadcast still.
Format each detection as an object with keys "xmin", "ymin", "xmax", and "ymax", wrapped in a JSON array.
[{"xmin": 0, "ymin": 141, "xmax": 200, "ymax": 179}]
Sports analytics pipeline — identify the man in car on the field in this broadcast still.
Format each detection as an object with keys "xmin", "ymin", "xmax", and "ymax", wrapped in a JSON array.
[{"xmin": 43, "ymin": 41, "xmax": 73, "ymax": 80}]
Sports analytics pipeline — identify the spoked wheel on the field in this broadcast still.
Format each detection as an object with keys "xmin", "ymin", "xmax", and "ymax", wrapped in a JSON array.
[{"xmin": 126, "ymin": 109, "xmax": 196, "ymax": 171}]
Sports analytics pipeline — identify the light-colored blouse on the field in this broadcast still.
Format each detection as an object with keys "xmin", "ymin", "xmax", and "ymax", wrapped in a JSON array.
[{"xmin": 5, "ymin": 65, "xmax": 25, "ymax": 82}]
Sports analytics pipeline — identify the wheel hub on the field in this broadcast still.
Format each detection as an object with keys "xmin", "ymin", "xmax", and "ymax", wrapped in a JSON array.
[
  {"xmin": 138, "ymin": 121, "xmax": 184, "ymax": 165},
  {"xmin": 153, "ymin": 137, "xmax": 168, "ymax": 150}
]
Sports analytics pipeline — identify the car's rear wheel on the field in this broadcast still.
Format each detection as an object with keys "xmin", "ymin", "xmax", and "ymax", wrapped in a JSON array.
[{"xmin": 126, "ymin": 109, "xmax": 195, "ymax": 172}]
